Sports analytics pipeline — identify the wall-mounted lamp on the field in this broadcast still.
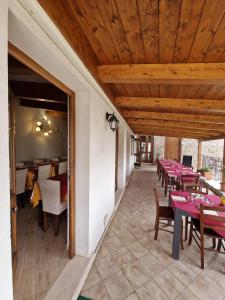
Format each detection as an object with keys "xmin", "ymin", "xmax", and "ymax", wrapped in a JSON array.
[
  {"xmin": 35, "ymin": 115, "xmax": 55, "ymax": 136},
  {"xmin": 130, "ymin": 134, "xmax": 135, "ymax": 141},
  {"xmin": 106, "ymin": 112, "xmax": 119, "ymax": 132}
]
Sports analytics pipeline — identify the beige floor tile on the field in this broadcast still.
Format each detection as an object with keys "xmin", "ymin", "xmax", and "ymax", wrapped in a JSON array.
[
  {"xmin": 154, "ymin": 269, "xmax": 185, "ymax": 299},
  {"xmin": 81, "ymin": 169, "xmax": 225, "ymax": 300},
  {"xmin": 136, "ymin": 279, "xmax": 169, "ymax": 300},
  {"xmin": 138, "ymin": 234, "xmax": 158, "ymax": 249},
  {"xmin": 149, "ymin": 246, "xmax": 173, "ymax": 267},
  {"xmin": 168, "ymin": 260, "xmax": 198, "ymax": 286},
  {"xmin": 82, "ymin": 265, "xmax": 101, "ymax": 292},
  {"xmin": 104, "ymin": 271, "xmax": 134, "ymax": 300},
  {"xmin": 103, "ymin": 235, "xmax": 124, "ymax": 254},
  {"xmin": 138, "ymin": 253, "xmax": 165, "ymax": 277},
  {"xmin": 175, "ymin": 288, "xmax": 199, "ymax": 300},
  {"xmin": 96, "ymin": 244, "xmax": 112, "ymax": 260},
  {"xmin": 81, "ymin": 282, "xmax": 110, "ymax": 300},
  {"xmin": 122, "ymin": 260, "xmax": 151, "ymax": 289},
  {"xmin": 124, "ymin": 292, "xmax": 140, "ymax": 300},
  {"xmin": 129, "ymin": 226, "xmax": 149, "ymax": 240},
  {"xmin": 128, "ymin": 241, "xmax": 149, "ymax": 259},
  {"xmin": 188, "ymin": 276, "xmax": 224, "ymax": 300},
  {"xmin": 112, "ymin": 247, "xmax": 136, "ymax": 269},
  {"xmin": 95, "ymin": 256, "xmax": 119, "ymax": 280},
  {"xmin": 115, "ymin": 229, "xmax": 137, "ymax": 247},
  {"xmin": 198, "ymin": 268, "xmax": 225, "ymax": 295}
]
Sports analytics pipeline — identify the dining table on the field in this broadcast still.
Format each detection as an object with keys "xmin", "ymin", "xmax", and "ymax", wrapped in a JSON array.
[
  {"xmin": 16, "ymin": 161, "xmax": 59, "ymax": 191},
  {"xmin": 170, "ymin": 190, "xmax": 223, "ymax": 260},
  {"xmin": 159, "ymin": 159, "xmax": 199, "ymax": 196}
]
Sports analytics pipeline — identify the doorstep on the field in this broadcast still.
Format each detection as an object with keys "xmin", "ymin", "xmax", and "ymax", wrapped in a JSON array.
[{"xmin": 44, "ymin": 254, "xmax": 95, "ymax": 300}]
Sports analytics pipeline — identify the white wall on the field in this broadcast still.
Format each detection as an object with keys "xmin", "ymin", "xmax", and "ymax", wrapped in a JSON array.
[
  {"xmin": 15, "ymin": 101, "xmax": 67, "ymax": 161},
  {"xmin": 89, "ymin": 93, "xmax": 116, "ymax": 253},
  {"xmin": 0, "ymin": 1, "xmax": 13, "ymax": 299}
]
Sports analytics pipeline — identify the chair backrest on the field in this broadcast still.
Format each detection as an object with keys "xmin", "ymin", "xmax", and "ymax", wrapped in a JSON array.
[
  {"xmin": 58, "ymin": 161, "xmax": 67, "ymax": 175},
  {"xmin": 16, "ymin": 168, "xmax": 28, "ymax": 195},
  {"xmin": 153, "ymin": 182, "xmax": 160, "ymax": 210},
  {"xmin": 182, "ymin": 182, "xmax": 208, "ymax": 194},
  {"xmin": 16, "ymin": 162, "xmax": 24, "ymax": 167},
  {"xmin": 52, "ymin": 157, "xmax": 59, "ymax": 162},
  {"xmin": 39, "ymin": 179, "xmax": 67, "ymax": 215},
  {"xmin": 200, "ymin": 205, "xmax": 225, "ymax": 238},
  {"xmin": 181, "ymin": 174, "xmax": 199, "ymax": 183},
  {"xmin": 33, "ymin": 159, "xmax": 45, "ymax": 164},
  {"xmin": 38, "ymin": 164, "xmax": 51, "ymax": 180}
]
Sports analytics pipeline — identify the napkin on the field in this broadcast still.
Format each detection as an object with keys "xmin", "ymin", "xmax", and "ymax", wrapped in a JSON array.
[{"xmin": 172, "ymin": 196, "xmax": 187, "ymax": 202}]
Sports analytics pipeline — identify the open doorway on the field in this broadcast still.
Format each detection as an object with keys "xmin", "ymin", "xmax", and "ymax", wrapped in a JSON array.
[
  {"xmin": 140, "ymin": 135, "xmax": 154, "ymax": 163},
  {"xmin": 8, "ymin": 44, "xmax": 75, "ymax": 299}
]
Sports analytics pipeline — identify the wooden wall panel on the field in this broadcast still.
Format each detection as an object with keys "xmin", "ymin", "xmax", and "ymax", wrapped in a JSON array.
[{"xmin": 164, "ymin": 137, "xmax": 181, "ymax": 161}]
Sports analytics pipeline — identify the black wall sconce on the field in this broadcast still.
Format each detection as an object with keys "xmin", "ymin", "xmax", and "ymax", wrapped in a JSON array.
[
  {"xmin": 106, "ymin": 112, "xmax": 119, "ymax": 132},
  {"xmin": 130, "ymin": 134, "xmax": 135, "ymax": 141}
]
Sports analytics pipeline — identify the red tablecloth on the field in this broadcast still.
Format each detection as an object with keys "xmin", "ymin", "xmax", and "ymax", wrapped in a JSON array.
[{"xmin": 49, "ymin": 173, "xmax": 67, "ymax": 201}]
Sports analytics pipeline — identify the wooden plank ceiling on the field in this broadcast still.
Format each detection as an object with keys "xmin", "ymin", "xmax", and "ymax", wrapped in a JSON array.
[{"xmin": 38, "ymin": 0, "xmax": 225, "ymax": 139}]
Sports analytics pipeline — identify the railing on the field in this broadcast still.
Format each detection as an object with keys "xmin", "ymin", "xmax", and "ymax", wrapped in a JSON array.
[{"xmin": 202, "ymin": 155, "xmax": 223, "ymax": 180}]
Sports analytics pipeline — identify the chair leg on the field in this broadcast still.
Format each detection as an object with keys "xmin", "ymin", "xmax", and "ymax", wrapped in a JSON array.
[
  {"xmin": 200, "ymin": 231, "xmax": 205, "ymax": 269},
  {"xmin": 180, "ymin": 221, "xmax": 184, "ymax": 250},
  {"xmin": 43, "ymin": 212, "xmax": 48, "ymax": 232},
  {"xmin": 154, "ymin": 217, "xmax": 159, "ymax": 240},
  {"xmin": 54, "ymin": 215, "xmax": 60, "ymax": 236},
  {"xmin": 212, "ymin": 237, "xmax": 216, "ymax": 249},
  {"xmin": 184, "ymin": 216, "xmax": 189, "ymax": 241},
  {"xmin": 217, "ymin": 239, "xmax": 222, "ymax": 252},
  {"xmin": 188, "ymin": 220, "xmax": 193, "ymax": 245}
]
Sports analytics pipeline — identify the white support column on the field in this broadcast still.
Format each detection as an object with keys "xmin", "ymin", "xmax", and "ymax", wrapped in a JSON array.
[{"xmin": 117, "ymin": 126, "xmax": 127, "ymax": 189}]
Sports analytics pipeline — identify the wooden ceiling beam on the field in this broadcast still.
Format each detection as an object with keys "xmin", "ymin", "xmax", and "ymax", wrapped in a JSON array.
[
  {"xmin": 131, "ymin": 125, "xmax": 220, "ymax": 136},
  {"xmin": 134, "ymin": 130, "xmax": 211, "ymax": 139},
  {"xmin": 98, "ymin": 63, "xmax": 225, "ymax": 85},
  {"xmin": 127, "ymin": 118, "xmax": 225, "ymax": 131},
  {"xmin": 133, "ymin": 127, "xmax": 215, "ymax": 137},
  {"xmin": 115, "ymin": 97, "xmax": 225, "ymax": 111},
  {"xmin": 122, "ymin": 111, "xmax": 225, "ymax": 124}
]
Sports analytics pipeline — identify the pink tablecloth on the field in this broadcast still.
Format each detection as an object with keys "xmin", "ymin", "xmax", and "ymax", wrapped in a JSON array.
[{"xmin": 170, "ymin": 191, "xmax": 225, "ymax": 237}]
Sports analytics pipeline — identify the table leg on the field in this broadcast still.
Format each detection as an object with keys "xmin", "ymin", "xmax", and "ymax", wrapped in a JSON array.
[
  {"xmin": 162, "ymin": 171, "xmax": 164, "ymax": 187},
  {"xmin": 172, "ymin": 209, "xmax": 183, "ymax": 260}
]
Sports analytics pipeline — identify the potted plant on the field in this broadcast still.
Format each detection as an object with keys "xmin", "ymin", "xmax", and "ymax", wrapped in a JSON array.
[
  {"xmin": 220, "ymin": 166, "xmax": 225, "ymax": 191},
  {"xmin": 199, "ymin": 167, "xmax": 213, "ymax": 180}
]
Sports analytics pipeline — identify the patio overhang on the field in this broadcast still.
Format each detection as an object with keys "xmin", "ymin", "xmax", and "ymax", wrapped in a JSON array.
[{"xmin": 37, "ymin": 0, "xmax": 225, "ymax": 140}]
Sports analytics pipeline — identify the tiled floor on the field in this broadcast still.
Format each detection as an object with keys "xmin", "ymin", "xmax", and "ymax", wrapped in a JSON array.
[
  {"xmin": 81, "ymin": 166, "xmax": 225, "ymax": 300},
  {"xmin": 13, "ymin": 203, "xmax": 69, "ymax": 300}
]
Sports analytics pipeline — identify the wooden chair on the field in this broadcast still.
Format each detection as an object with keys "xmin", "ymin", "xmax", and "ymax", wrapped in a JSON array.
[
  {"xmin": 153, "ymin": 183, "xmax": 184, "ymax": 250},
  {"xmin": 181, "ymin": 181, "xmax": 208, "ymax": 194},
  {"xmin": 58, "ymin": 161, "xmax": 67, "ymax": 175},
  {"xmin": 39, "ymin": 179, "xmax": 67, "ymax": 236},
  {"xmin": 189, "ymin": 205, "xmax": 225, "ymax": 269},
  {"xmin": 182, "ymin": 182, "xmax": 208, "ymax": 240},
  {"xmin": 164, "ymin": 173, "xmax": 178, "ymax": 197}
]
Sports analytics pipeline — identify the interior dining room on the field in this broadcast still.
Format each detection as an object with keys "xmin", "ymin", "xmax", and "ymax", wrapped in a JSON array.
[{"xmin": 8, "ymin": 54, "xmax": 72, "ymax": 299}]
